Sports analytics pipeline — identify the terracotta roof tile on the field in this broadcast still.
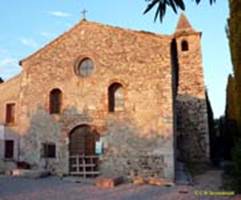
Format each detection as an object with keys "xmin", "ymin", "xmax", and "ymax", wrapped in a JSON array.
[{"xmin": 176, "ymin": 13, "xmax": 194, "ymax": 32}]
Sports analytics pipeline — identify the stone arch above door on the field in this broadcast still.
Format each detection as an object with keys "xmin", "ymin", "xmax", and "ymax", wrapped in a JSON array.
[{"xmin": 69, "ymin": 124, "xmax": 98, "ymax": 156}]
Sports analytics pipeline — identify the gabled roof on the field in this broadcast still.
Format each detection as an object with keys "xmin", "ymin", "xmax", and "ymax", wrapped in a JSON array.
[
  {"xmin": 19, "ymin": 19, "xmax": 170, "ymax": 65},
  {"xmin": 0, "ymin": 73, "xmax": 22, "ymax": 94}
]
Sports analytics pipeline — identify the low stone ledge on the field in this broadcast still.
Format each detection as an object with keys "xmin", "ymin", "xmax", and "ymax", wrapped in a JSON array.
[
  {"xmin": 62, "ymin": 176, "xmax": 96, "ymax": 184},
  {"xmin": 0, "ymin": 160, "xmax": 17, "ymax": 175},
  {"xmin": 132, "ymin": 176, "xmax": 146, "ymax": 185},
  {"xmin": 147, "ymin": 177, "xmax": 174, "ymax": 187},
  {"xmin": 132, "ymin": 176, "xmax": 174, "ymax": 187},
  {"xmin": 12, "ymin": 169, "xmax": 50, "ymax": 179},
  {"xmin": 95, "ymin": 176, "xmax": 124, "ymax": 189}
]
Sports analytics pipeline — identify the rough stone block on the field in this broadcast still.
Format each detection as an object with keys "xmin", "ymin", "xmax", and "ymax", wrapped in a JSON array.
[
  {"xmin": 95, "ymin": 176, "xmax": 124, "ymax": 188},
  {"xmin": 12, "ymin": 169, "xmax": 50, "ymax": 179},
  {"xmin": 132, "ymin": 176, "xmax": 146, "ymax": 185},
  {"xmin": 147, "ymin": 177, "xmax": 174, "ymax": 187},
  {"xmin": 1, "ymin": 160, "xmax": 17, "ymax": 175},
  {"xmin": 5, "ymin": 170, "xmax": 12, "ymax": 176}
]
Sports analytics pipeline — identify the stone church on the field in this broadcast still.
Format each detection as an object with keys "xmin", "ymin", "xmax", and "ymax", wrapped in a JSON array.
[{"xmin": 0, "ymin": 14, "xmax": 209, "ymax": 180}]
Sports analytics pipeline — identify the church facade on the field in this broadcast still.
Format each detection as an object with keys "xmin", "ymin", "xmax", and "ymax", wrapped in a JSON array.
[{"xmin": 0, "ymin": 14, "xmax": 209, "ymax": 180}]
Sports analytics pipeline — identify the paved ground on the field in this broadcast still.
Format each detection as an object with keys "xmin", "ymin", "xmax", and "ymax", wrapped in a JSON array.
[
  {"xmin": 0, "ymin": 173, "xmax": 238, "ymax": 200},
  {"xmin": 193, "ymin": 170, "xmax": 223, "ymax": 190},
  {"xmin": 176, "ymin": 161, "xmax": 192, "ymax": 185}
]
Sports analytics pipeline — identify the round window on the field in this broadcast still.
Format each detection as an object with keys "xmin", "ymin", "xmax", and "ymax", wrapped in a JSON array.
[{"xmin": 77, "ymin": 58, "xmax": 94, "ymax": 77}]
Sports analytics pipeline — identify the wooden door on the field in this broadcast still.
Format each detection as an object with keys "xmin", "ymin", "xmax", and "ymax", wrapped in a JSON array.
[
  {"xmin": 69, "ymin": 125, "xmax": 96, "ymax": 156},
  {"xmin": 69, "ymin": 125, "xmax": 99, "ymax": 175}
]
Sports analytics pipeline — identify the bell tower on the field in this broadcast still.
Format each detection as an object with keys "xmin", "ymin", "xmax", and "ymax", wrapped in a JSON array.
[{"xmin": 172, "ymin": 14, "xmax": 210, "ymax": 162}]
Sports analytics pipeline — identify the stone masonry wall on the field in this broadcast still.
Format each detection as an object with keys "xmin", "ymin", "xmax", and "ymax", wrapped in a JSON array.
[
  {"xmin": 174, "ymin": 32, "xmax": 209, "ymax": 162},
  {"xmin": 0, "ymin": 75, "xmax": 22, "ymax": 161},
  {"xmin": 16, "ymin": 21, "xmax": 175, "ymax": 179}
]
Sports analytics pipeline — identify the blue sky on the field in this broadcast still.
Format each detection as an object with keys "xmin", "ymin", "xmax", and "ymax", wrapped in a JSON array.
[{"xmin": 0, "ymin": 0, "xmax": 232, "ymax": 118}]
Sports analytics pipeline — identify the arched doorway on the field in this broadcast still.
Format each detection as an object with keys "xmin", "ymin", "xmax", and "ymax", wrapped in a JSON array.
[{"xmin": 69, "ymin": 125, "xmax": 99, "ymax": 176}]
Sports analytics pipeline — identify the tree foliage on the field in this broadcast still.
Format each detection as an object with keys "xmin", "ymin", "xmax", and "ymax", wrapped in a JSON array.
[
  {"xmin": 228, "ymin": 0, "xmax": 241, "ymax": 136},
  {"xmin": 144, "ymin": 0, "xmax": 216, "ymax": 22}
]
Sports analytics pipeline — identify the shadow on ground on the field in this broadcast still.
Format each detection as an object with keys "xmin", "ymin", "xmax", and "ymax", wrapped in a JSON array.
[{"xmin": 0, "ymin": 174, "xmax": 237, "ymax": 200}]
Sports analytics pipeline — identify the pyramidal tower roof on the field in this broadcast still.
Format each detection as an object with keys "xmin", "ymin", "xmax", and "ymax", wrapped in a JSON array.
[{"xmin": 175, "ymin": 13, "xmax": 195, "ymax": 32}]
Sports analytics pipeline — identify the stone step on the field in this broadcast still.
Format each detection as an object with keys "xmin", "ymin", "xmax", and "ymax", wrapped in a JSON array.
[
  {"xmin": 12, "ymin": 169, "xmax": 50, "ymax": 179},
  {"xmin": 69, "ymin": 171, "xmax": 100, "ymax": 175},
  {"xmin": 71, "ymin": 164, "xmax": 96, "ymax": 167}
]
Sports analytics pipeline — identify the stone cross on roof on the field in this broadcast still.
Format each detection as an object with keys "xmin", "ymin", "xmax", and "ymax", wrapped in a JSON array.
[{"xmin": 81, "ymin": 9, "xmax": 88, "ymax": 20}]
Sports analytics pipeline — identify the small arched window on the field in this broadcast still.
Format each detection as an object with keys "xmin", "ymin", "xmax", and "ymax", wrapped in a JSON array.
[
  {"xmin": 108, "ymin": 83, "xmax": 124, "ymax": 112},
  {"xmin": 181, "ymin": 40, "xmax": 189, "ymax": 51},
  {"xmin": 49, "ymin": 89, "xmax": 62, "ymax": 114}
]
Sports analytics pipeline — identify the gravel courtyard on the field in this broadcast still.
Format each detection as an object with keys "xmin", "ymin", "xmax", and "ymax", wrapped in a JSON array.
[{"xmin": 0, "ymin": 174, "xmax": 237, "ymax": 200}]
